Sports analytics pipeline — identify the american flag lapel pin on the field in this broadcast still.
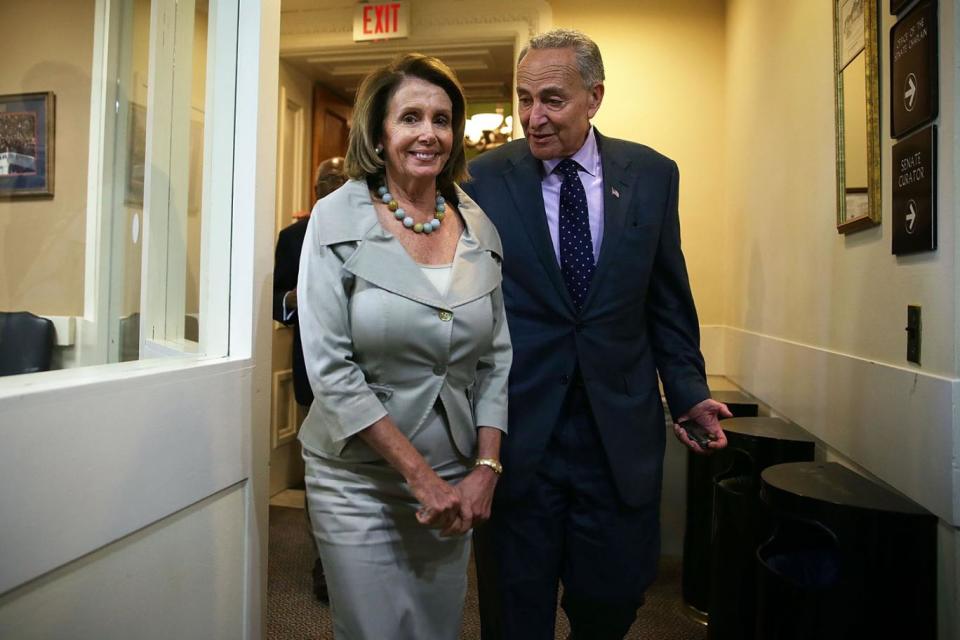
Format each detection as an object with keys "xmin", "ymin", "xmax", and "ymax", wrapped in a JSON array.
[{"xmin": 611, "ymin": 187, "xmax": 620, "ymax": 199}]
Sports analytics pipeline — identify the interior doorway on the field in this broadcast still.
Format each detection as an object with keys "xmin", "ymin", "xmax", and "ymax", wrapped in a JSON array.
[
  {"xmin": 269, "ymin": 71, "xmax": 351, "ymax": 498},
  {"xmin": 268, "ymin": 18, "xmax": 523, "ymax": 501},
  {"xmin": 264, "ymin": 4, "xmax": 545, "ymax": 633}
]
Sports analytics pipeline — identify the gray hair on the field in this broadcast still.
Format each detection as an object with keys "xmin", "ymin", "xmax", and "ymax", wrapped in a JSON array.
[{"xmin": 518, "ymin": 29, "xmax": 605, "ymax": 89}]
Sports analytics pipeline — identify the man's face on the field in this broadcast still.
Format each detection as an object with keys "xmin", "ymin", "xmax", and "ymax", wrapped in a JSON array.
[{"xmin": 516, "ymin": 47, "xmax": 604, "ymax": 160}]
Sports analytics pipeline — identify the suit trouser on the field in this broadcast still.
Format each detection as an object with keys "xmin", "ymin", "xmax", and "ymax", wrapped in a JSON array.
[{"xmin": 477, "ymin": 383, "xmax": 660, "ymax": 640}]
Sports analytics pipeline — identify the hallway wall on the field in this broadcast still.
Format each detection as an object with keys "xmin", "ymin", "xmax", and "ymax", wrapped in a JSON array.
[
  {"xmin": 723, "ymin": 0, "xmax": 958, "ymax": 511},
  {"xmin": 725, "ymin": 0, "xmax": 955, "ymax": 374}
]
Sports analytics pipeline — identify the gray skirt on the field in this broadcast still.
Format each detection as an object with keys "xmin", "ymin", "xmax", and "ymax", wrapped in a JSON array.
[{"xmin": 303, "ymin": 407, "xmax": 472, "ymax": 640}]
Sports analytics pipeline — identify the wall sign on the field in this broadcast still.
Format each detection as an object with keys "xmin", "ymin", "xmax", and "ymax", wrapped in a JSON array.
[
  {"xmin": 353, "ymin": 1, "xmax": 409, "ymax": 42},
  {"xmin": 892, "ymin": 125, "xmax": 936, "ymax": 255},
  {"xmin": 890, "ymin": 0, "xmax": 938, "ymax": 138}
]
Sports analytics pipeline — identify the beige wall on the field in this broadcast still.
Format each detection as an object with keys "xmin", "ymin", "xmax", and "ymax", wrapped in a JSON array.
[
  {"xmin": 724, "ymin": 0, "xmax": 956, "ymax": 376},
  {"xmin": 0, "ymin": 0, "xmax": 95, "ymax": 316},
  {"xmin": 549, "ymin": 0, "xmax": 728, "ymax": 327}
]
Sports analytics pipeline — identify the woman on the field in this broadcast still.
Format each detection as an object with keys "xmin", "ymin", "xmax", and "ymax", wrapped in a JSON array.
[{"xmin": 297, "ymin": 54, "xmax": 511, "ymax": 639}]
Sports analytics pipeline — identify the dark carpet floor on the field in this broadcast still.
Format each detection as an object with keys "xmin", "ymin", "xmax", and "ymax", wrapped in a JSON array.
[{"xmin": 268, "ymin": 505, "xmax": 706, "ymax": 640}]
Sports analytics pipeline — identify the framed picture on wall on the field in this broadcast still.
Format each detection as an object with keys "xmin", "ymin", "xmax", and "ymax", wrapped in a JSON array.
[
  {"xmin": 839, "ymin": 0, "xmax": 866, "ymax": 69},
  {"xmin": 0, "ymin": 92, "xmax": 55, "ymax": 198}
]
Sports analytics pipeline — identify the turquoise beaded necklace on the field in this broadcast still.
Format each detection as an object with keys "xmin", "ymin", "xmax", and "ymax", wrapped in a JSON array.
[{"xmin": 377, "ymin": 183, "xmax": 446, "ymax": 235}]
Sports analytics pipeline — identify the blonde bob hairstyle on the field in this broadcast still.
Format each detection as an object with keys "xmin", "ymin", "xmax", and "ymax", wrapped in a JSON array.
[{"xmin": 345, "ymin": 53, "xmax": 469, "ymax": 196}]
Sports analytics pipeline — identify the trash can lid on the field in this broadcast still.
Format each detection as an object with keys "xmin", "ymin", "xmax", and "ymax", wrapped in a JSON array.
[
  {"xmin": 761, "ymin": 462, "xmax": 931, "ymax": 517},
  {"xmin": 710, "ymin": 389, "xmax": 759, "ymax": 406},
  {"xmin": 722, "ymin": 417, "xmax": 815, "ymax": 443}
]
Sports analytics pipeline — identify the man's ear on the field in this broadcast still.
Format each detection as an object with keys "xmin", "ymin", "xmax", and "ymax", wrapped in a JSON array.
[{"xmin": 587, "ymin": 83, "xmax": 604, "ymax": 119}]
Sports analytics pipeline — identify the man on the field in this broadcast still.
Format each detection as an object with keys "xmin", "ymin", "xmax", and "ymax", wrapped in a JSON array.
[
  {"xmin": 273, "ymin": 156, "xmax": 346, "ymax": 407},
  {"xmin": 461, "ymin": 30, "xmax": 730, "ymax": 639},
  {"xmin": 272, "ymin": 155, "xmax": 346, "ymax": 601}
]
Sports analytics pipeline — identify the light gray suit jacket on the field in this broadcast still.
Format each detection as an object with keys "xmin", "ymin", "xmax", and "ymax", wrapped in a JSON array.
[{"xmin": 297, "ymin": 179, "xmax": 512, "ymax": 463}]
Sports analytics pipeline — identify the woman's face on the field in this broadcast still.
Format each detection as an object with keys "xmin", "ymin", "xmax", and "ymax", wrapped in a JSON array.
[{"xmin": 381, "ymin": 76, "xmax": 454, "ymax": 186}]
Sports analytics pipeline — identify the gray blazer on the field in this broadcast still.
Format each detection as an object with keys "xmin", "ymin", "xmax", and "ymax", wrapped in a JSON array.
[{"xmin": 297, "ymin": 179, "xmax": 512, "ymax": 463}]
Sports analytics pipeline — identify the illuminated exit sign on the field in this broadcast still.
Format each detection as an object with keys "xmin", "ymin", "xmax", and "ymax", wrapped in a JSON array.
[{"xmin": 353, "ymin": 1, "xmax": 409, "ymax": 42}]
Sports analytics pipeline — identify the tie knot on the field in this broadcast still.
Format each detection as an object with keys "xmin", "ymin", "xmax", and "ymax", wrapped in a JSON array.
[{"xmin": 556, "ymin": 158, "xmax": 581, "ymax": 179}]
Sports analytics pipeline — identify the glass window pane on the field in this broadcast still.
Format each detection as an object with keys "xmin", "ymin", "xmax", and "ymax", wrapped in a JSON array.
[
  {"xmin": 0, "ymin": 0, "xmax": 98, "ymax": 372},
  {"xmin": 0, "ymin": 0, "xmax": 236, "ymax": 377},
  {"xmin": 110, "ymin": 0, "xmax": 151, "ymax": 362},
  {"xmin": 184, "ymin": 1, "xmax": 208, "ymax": 345}
]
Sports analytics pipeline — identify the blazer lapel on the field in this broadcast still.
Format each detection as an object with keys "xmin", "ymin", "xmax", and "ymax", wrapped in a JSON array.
[
  {"xmin": 582, "ymin": 132, "xmax": 632, "ymax": 312},
  {"xmin": 447, "ymin": 188, "xmax": 504, "ymax": 308},
  {"xmin": 504, "ymin": 148, "xmax": 574, "ymax": 312},
  {"xmin": 345, "ymin": 229, "xmax": 449, "ymax": 309},
  {"xmin": 334, "ymin": 182, "xmax": 449, "ymax": 309}
]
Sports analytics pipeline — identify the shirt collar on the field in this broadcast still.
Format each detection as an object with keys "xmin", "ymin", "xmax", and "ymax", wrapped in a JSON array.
[{"xmin": 541, "ymin": 126, "xmax": 600, "ymax": 178}]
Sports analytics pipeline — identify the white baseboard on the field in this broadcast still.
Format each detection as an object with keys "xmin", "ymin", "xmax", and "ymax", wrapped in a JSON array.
[{"xmin": 715, "ymin": 325, "xmax": 958, "ymax": 524}]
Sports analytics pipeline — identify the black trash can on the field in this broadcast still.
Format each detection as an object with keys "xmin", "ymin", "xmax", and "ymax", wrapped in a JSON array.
[
  {"xmin": 681, "ymin": 390, "xmax": 760, "ymax": 621},
  {"xmin": 707, "ymin": 418, "xmax": 815, "ymax": 640},
  {"xmin": 755, "ymin": 517, "xmax": 843, "ymax": 640},
  {"xmin": 757, "ymin": 462, "xmax": 937, "ymax": 640},
  {"xmin": 708, "ymin": 471, "xmax": 755, "ymax": 636}
]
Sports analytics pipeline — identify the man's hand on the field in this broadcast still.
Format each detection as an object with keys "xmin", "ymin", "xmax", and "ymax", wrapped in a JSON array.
[
  {"xmin": 285, "ymin": 288, "xmax": 298, "ymax": 311},
  {"xmin": 673, "ymin": 398, "xmax": 732, "ymax": 454}
]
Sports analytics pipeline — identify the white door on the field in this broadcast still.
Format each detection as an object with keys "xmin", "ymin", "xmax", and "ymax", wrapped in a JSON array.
[
  {"xmin": 269, "ymin": 62, "xmax": 313, "ymax": 497},
  {"xmin": 0, "ymin": 1, "xmax": 279, "ymax": 638}
]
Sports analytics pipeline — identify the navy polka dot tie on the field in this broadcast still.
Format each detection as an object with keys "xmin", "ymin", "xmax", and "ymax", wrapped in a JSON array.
[{"xmin": 557, "ymin": 158, "xmax": 595, "ymax": 310}]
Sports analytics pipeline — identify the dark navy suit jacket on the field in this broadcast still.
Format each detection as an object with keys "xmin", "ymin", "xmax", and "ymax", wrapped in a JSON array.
[
  {"xmin": 462, "ymin": 131, "xmax": 709, "ymax": 508},
  {"xmin": 273, "ymin": 217, "xmax": 313, "ymax": 407}
]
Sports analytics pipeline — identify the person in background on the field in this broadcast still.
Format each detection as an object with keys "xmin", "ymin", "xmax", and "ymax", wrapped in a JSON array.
[
  {"xmin": 462, "ymin": 29, "xmax": 730, "ymax": 639},
  {"xmin": 272, "ymin": 155, "xmax": 346, "ymax": 602},
  {"xmin": 297, "ymin": 53, "xmax": 511, "ymax": 638}
]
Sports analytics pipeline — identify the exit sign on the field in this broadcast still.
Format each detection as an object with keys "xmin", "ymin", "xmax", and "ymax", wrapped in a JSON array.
[{"xmin": 353, "ymin": 1, "xmax": 409, "ymax": 42}]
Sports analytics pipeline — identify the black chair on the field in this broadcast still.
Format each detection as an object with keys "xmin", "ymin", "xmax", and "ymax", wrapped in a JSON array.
[{"xmin": 0, "ymin": 311, "xmax": 56, "ymax": 376}]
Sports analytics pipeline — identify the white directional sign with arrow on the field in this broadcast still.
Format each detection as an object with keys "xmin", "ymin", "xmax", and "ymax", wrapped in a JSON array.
[
  {"xmin": 890, "ymin": 0, "xmax": 937, "ymax": 138},
  {"xmin": 905, "ymin": 199, "xmax": 918, "ymax": 234},
  {"xmin": 904, "ymin": 73, "xmax": 917, "ymax": 112},
  {"xmin": 892, "ymin": 126, "xmax": 935, "ymax": 255}
]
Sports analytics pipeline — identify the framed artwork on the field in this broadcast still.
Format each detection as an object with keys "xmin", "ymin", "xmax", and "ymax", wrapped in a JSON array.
[
  {"xmin": 833, "ymin": 0, "xmax": 881, "ymax": 233},
  {"xmin": 0, "ymin": 92, "xmax": 55, "ymax": 198},
  {"xmin": 839, "ymin": 0, "xmax": 866, "ymax": 70}
]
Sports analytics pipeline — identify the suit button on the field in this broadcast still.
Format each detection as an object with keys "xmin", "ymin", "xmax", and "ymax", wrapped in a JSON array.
[
  {"xmin": 433, "ymin": 365, "xmax": 447, "ymax": 376},
  {"xmin": 575, "ymin": 323, "xmax": 584, "ymax": 333},
  {"xmin": 559, "ymin": 374, "xmax": 569, "ymax": 385},
  {"xmin": 438, "ymin": 310, "xmax": 453, "ymax": 322}
]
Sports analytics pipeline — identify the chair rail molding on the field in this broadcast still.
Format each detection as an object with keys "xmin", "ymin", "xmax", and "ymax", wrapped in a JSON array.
[{"xmin": 718, "ymin": 325, "xmax": 959, "ymax": 526}]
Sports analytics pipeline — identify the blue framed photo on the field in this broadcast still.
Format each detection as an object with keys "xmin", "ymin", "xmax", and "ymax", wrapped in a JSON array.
[{"xmin": 0, "ymin": 92, "xmax": 55, "ymax": 198}]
